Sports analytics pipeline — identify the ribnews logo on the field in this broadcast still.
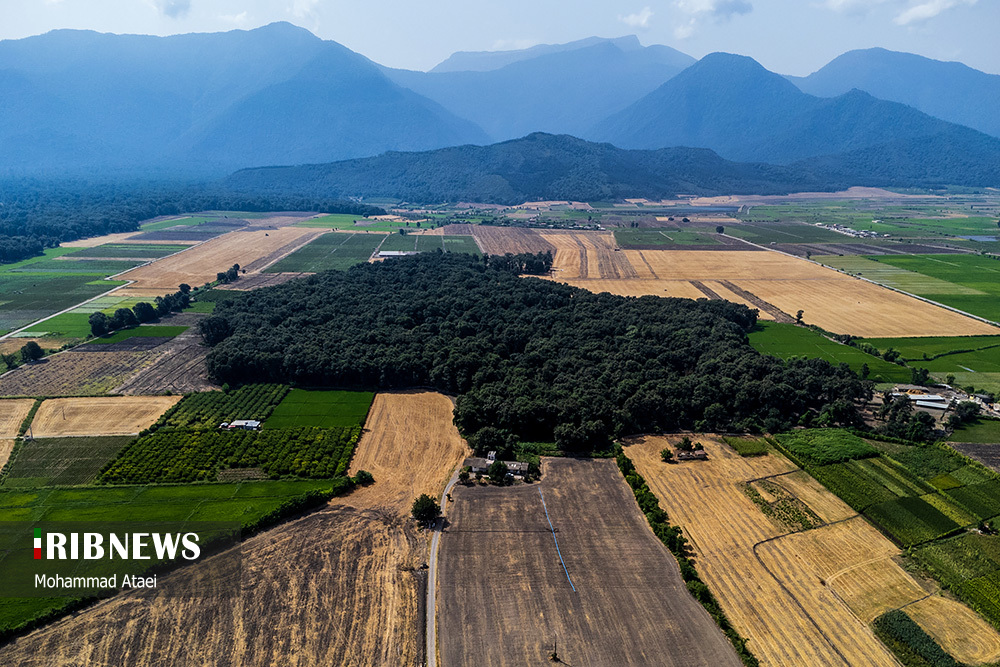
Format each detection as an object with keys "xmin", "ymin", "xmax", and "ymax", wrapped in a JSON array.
[{"xmin": 3, "ymin": 521, "xmax": 242, "ymax": 599}]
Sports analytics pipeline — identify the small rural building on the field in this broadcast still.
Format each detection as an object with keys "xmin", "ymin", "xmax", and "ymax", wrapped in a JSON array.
[
  {"xmin": 377, "ymin": 250, "xmax": 420, "ymax": 258},
  {"xmin": 676, "ymin": 450, "xmax": 708, "ymax": 461},
  {"xmin": 226, "ymin": 419, "xmax": 261, "ymax": 431},
  {"xmin": 462, "ymin": 457, "xmax": 531, "ymax": 477}
]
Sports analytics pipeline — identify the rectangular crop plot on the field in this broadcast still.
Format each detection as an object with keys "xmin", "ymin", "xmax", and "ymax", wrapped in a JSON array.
[
  {"xmin": 0, "ymin": 275, "xmax": 124, "ymax": 336},
  {"xmin": 438, "ymin": 458, "xmax": 741, "ymax": 667},
  {"xmin": 2, "ymin": 436, "xmax": 134, "ymax": 487},
  {"xmin": 944, "ymin": 480, "xmax": 1000, "ymax": 520},
  {"xmin": 725, "ymin": 221, "xmax": 848, "ymax": 244},
  {"xmin": 30, "ymin": 396, "xmax": 182, "ymax": 437},
  {"xmin": 264, "ymin": 232, "xmax": 385, "ymax": 273},
  {"xmin": 950, "ymin": 420, "xmax": 1000, "ymax": 444},
  {"xmin": 749, "ymin": 322, "xmax": 910, "ymax": 382},
  {"xmin": 68, "ymin": 244, "xmax": 189, "ymax": 259},
  {"xmin": 613, "ymin": 229, "xmax": 721, "ymax": 247},
  {"xmin": 263, "ymin": 389, "xmax": 373, "ymax": 429},
  {"xmin": 866, "ymin": 496, "xmax": 960, "ymax": 547},
  {"xmin": 775, "ymin": 429, "xmax": 877, "ymax": 466},
  {"xmin": 871, "ymin": 254, "xmax": 1000, "ymax": 322}
]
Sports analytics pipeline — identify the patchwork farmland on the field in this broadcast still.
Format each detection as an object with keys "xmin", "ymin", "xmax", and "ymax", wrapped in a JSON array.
[
  {"xmin": 0, "ymin": 391, "xmax": 469, "ymax": 667},
  {"xmin": 437, "ymin": 457, "xmax": 742, "ymax": 666},
  {"xmin": 28, "ymin": 396, "xmax": 181, "ymax": 437},
  {"xmin": 624, "ymin": 435, "xmax": 1000, "ymax": 666}
]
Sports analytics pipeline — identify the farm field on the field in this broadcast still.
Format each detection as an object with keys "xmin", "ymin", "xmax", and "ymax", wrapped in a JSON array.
[
  {"xmin": 29, "ymin": 396, "xmax": 181, "ymax": 437},
  {"xmin": 115, "ymin": 226, "xmax": 321, "ymax": 293},
  {"xmin": 613, "ymin": 228, "xmax": 722, "ymax": 247},
  {"xmin": 748, "ymin": 322, "xmax": 911, "ymax": 383},
  {"xmin": 379, "ymin": 233, "xmax": 481, "ymax": 254},
  {"xmin": 869, "ymin": 254, "xmax": 1000, "ymax": 322},
  {"xmin": 438, "ymin": 457, "xmax": 742, "ymax": 667},
  {"xmin": 295, "ymin": 213, "xmax": 422, "ymax": 232},
  {"xmin": 0, "ymin": 391, "xmax": 469, "ymax": 666},
  {"xmin": 533, "ymin": 241, "xmax": 996, "ymax": 337},
  {"xmin": 818, "ymin": 255, "xmax": 984, "ymax": 294},
  {"xmin": 725, "ymin": 220, "xmax": 850, "ymax": 244},
  {"xmin": 625, "ymin": 435, "xmax": 1000, "ymax": 666},
  {"xmin": 109, "ymin": 319, "xmax": 216, "ymax": 395},
  {"xmin": 860, "ymin": 335, "xmax": 1000, "ymax": 393},
  {"xmin": 264, "ymin": 389, "xmax": 374, "ymax": 429},
  {"xmin": 2, "ymin": 435, "xmax": 134, "ymax": 487},
  {"xmin": 68, "ymin": 243, "xmax": 190, "ymax": 259},
  {"xmin": 0, "ymin": 399, "xmax": 35, "ymax": 438},
  {"xmin": 949, "ymin": 419, "xmax": 1000, "ymax": 444},
  {"xmin": 470, "ymin": 226, "xmax": 554, "ymax": 255},
  {"xmin": 264, "ymin": 232, "xmax": 386, "ymax": 272},
  {"xmin": 0, "ymin": 271, "xmax": 126, "ymax": 336},
  {"xmin": 88, "ymin": 325, "xmax": 187, "ymax": 345},
  {"xmin": 0, "ymin": 349, "xmax": 160, "ymax": 397},
  {"xmin": 0, "ymin": 478, "xmax": 345, "ymax": 639}
]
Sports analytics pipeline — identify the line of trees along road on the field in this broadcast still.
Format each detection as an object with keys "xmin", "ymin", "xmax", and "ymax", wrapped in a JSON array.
[{"xmin": 201, "ymin": 252, "xmax": 868, "ymax": 451}]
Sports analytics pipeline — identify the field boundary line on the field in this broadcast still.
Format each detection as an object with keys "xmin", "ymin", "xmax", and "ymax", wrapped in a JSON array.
[
  {"xmin": 538, "ymin": 486, "xmax": 576, "ymax": 593},
  {"xmin": 426, "ymin": 459, "xmax": 464, "ymax": 667}
]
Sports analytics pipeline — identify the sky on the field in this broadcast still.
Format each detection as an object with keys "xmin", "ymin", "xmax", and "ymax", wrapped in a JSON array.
[{"xmin": 1, "ymin": 0, "xmax": 998, "ymax": 75}]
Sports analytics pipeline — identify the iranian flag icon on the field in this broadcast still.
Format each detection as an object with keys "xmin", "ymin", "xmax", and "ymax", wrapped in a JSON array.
[{"xmin": 33, "ymin": 528, "xmax": 41, "ymax": 560}]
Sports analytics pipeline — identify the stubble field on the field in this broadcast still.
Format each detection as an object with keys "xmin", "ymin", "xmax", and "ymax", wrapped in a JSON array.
[
  {"xmin": 437, "ymin": 457, "xmax": 742, "ymax": 667},
  {"xmin": 29, "ymin": 396, "xmax": 181, "ymax": 437},
  {"xmin": 624, "ymin": 435, "xmax": 1000, "ymax": 666}
]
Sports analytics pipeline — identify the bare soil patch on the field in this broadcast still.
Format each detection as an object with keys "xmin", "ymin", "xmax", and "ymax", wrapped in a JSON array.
[
  {"xmin": 0, "ymin": 350, "xmax": 159, "ymax": 397},
  {"xmin": 438, "ymin": 457, "xmax": 741, "ymax": 667}
]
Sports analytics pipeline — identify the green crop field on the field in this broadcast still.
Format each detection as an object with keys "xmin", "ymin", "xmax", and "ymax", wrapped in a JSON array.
[
  {"xmin": 818, "ymin": 256, "xmax": 983, "ymax": 295},
  {"xmin": 140, "ymin": 216, "xmax": 215, "ymax": 231},
  {"xmin": 296, "ymin": 214, "xmax": 429, "ymax": 232},
  {"xmin": 88, "ymin": 325, "xmax": 187, "ymax": 345},
  {"xmin": 7, "ymin": 259, "xmax": 141, "ymax": 275},
  {"xmin": 264, "ymin": 232, "xmax": 386, "ymax": 272},
  {"xmin": 613, "ymin": 229, "xmax": 721, "ymax": 247},
  {"xmin": 724, "ymin": 221, "xmax": 848, "ymax": 244},
  {"xmin": 749, "ymin": 322, "xmax": 910, "ymax": 382},
  {"xmin": 949, "ymin": 419, "xmax": 1000, "ymax": 444},
  {"xmin": 157, "ymin": 384, "xmax": 289, "ymax": 430},
  {"xmin": 775, "ymin": 429, "xmax": 878, "ymax": 466},
  {"xmin": 870, "ymin": 254, "xmax": 1000, "ymax": 321},
  {"xmin": 69, "ymin": 244, "xmax": 189, "ymax": 259},
  {"xmin": 0, "ymin": 478, "xmax": 347, "ymax": 634},
  {"xmin": 98, "ymin": 425, "xmax": 359, "ymax": 483},
  {"xmin": 866, "ymin": 496, "xmax": 960, "ymax": 547},
  {"xmin": 2, "ymin": 436, "xmax": 134, "ymax": 487},
  {"xmin": 859, "ymin": 334, "xmax": 1000, "ymax": 394},
  {"xmin": 264, "ymin": 389, "xmax": 374, "ymax": 429}
]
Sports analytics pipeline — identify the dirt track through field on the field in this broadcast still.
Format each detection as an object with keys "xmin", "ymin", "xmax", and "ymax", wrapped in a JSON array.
[
  {"xmin": 625, "ymin": 435, "xmax": 1000, "ymax": 666},
  {"xmin": 0, "ymin": 391, "xmax": 468, "ymax": 667},
  {"xmin": 437, "ymin": 457, "xmax": 741, "ymax": 667},
  {"xmin": 30, "ymin": 396, "xmax": 181, "ymax": 436}
]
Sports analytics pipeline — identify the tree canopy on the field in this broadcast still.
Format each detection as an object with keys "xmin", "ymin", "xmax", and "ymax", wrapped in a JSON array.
[{"xmin": 201, "ymin": 253, "xmax": 867, "ymax": 451}]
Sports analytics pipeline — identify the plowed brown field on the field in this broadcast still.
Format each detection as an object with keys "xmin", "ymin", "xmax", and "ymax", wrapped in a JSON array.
[
  {"xmin": 625, "ymin": 435, "xmax": 1000, "ymax": 666},
  {"xmin": 0, "ymin": 391, "xmax": 468, "ymax": 667},
  {"xmin": 30, "ymin": 396, "xmax": 181, "ymax": 437}
]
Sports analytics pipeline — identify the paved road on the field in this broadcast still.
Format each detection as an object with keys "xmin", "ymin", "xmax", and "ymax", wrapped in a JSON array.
[{"xmin": 425, "ymin": 466, "xmax": 462, "ymax": 667}]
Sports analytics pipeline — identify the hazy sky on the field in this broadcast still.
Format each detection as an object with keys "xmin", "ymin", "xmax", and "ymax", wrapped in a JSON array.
[{"xmin": 2, "ymin": 0, "xmax": 998, "ymax": 75}]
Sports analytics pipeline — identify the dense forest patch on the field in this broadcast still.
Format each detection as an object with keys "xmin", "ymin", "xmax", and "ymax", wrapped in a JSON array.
[{"xmin": 201, "ymin": 253, "xmax": 867, "ymax": 450}]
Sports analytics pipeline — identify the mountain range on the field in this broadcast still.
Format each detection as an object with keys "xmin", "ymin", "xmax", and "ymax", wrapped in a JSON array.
[{"xmin": 1, "ymin": 22, "xmax": 999, "ymax": 191}]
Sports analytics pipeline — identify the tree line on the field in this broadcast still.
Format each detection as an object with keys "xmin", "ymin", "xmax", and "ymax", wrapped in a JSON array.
[{"xmin": 200, "ymin": 253, "xmax": 867, "ymax": 452}]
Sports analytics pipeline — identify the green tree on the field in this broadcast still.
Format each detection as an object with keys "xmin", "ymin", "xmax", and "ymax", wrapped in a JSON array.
[
  {"xmin": 488, "ymin": 459, "xmax": 509, "ymax": 485},
  {"xmin": 353, "ymin": 470, "xmax": 374, "ymax": 485},
  {"xmin": 19, "ymin": 340, "xmax": 44, "ymax": 362},
  {"xmin": 411, "ymin": 494, "xmax": 440, "ymax": 523},
  {"xmin": 458, "ymin": 469, "xmax": 470, "ymax": 484},
  {"xmin": 911, "ymin": 367, "xmax": 931, "ymax": 386},
  {"xmin": 89, "ymin": 311, "xmax": 110, "ymax": 337},
  {"xmin": 715, "ymin": 225, "xmax": 725, "ymax": 234},
  {"xmin": 660, "ymin": 447, "xmax": 673, "ymax": 462},
  {"xmin": 945, "ymin": 374, "xmax": 956, "ymax": 386},
  {"xmin": 0, "ymin": 352, "xmax": 16, "ymax": 369},
  {"xmin": 133, "ymin": 301, "xmax": 156, "ymax": 323},
  {"xmin": 110, "ymin": 308, "xmax": 138, "ymax": 331},
  {"xmin": 179, "ymin": 283, "xmax": 191, "ymax": 294},
  {"xmin": 795, "ymin": 309, "xmax": 804, "ymax": 324}
]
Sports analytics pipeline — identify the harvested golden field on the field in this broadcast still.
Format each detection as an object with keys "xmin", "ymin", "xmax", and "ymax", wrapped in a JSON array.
[
  {"xmin": 60, "ymin": 231, "xmax": 143, "ymax": 248},
  {"xmin": 905, "ymin": 596, "xmax": 1000, "ymax": 665},
  {"xmin": 117, "ymin": 227, "xmax": 320, "ymax": 292},
  {"xmin": 471, "ymin": 226, "xmax": 554, "ymax": 255},
  {"xmin": 0, "ymin": 398, "xmax": 35, "ymax": 437},
  {"xmin": 30, "ymin": 396, "xmax": 181, "ymax": 437},
  {"xmin": 625, "ymin": 435, "xmax": 1000, "ymax": 665},
  {"xmin": 0, "ymin": 439, "xmax": 13, "ymax": 470},
  {"xmin": 626, "ymin": 435, "xmax": 897, "ymax": 666},
  {"xmin": 546, "ymin": 246, "xmax": 995, "ymax": 337},
  {"xmin": 348, "ymin": 390, "xmax": 470, "ymax": 511},
  {"xmin": 0, "ymin": 391, "xmax": 468, "ymax": 667}
]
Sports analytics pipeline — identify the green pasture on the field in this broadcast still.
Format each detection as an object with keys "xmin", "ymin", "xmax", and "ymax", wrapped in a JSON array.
[
  {"xmin": 265, "ymin": 233, "xmax": 385, "ymax": 273},
  {"xmin": 264, "ymin": 389, "xmax": 375, "ymax": 429},
  {"xmin": 87, "ymin": 325, "xmax": 188, "ymax": 345}
]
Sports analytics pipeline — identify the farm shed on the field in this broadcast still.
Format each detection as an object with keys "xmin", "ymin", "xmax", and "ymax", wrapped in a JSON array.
[
  {"xmin": 226, "ymin": 419, "xmax": 261, "ymax": 431},
  {"xmin": 462, "ymin": 457, "xmax": 530, "ymax": 476},
  {"xmin": 676, "ymin": 450, "xmax": 708, "ymax": 461}
]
